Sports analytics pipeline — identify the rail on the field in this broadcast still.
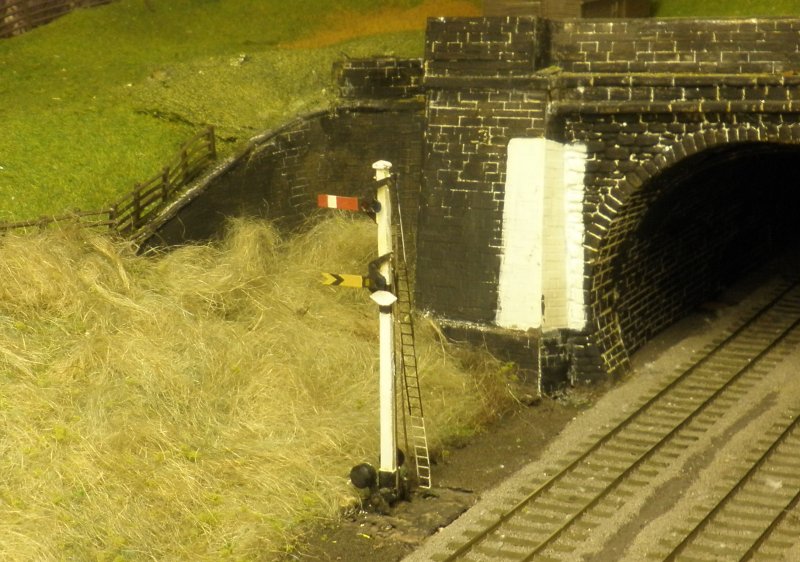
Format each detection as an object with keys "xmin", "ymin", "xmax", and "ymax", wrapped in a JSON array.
[{"xmin": 439, "ymin": 277, "xmax": 800, "ymax": 561}]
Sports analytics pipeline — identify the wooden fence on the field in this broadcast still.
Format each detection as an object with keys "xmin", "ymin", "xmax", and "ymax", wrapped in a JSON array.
[
  {"xmin": 0, "ymin": 126, "xmax": 217, "ymax": 238},
  {"xmin": 1, "ymin": 0, "xmax": 113, "ymax": 38},
  {"xmin": 110, "ymin": 127, "xmax": 216, "ymax": 236}
]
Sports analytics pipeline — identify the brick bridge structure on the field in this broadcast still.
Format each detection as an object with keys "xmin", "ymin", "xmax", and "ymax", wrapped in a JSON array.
[
  {"xmin": 409, "ymin": 16, "xmax": 800, "ymax": 390},
  {"xmin": 151, "ymin": 16, "xmax": 800, "ymax": 393}
]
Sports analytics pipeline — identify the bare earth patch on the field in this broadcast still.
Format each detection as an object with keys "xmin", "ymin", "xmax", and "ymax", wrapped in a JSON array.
[
  {"xmin": 281, "ymin": 0, "xmax": 481, "ymax": 49},
  {"xmin": 286, "ymin": 396, "xmax": 585, "ymax": 561}
]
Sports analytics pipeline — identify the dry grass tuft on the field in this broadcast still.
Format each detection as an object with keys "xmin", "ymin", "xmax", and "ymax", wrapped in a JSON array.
[{"xmin": 0, "ymin": 215, "xmax": 516, "ymax": 561}]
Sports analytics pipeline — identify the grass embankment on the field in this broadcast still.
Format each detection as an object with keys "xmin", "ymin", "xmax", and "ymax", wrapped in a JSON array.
[
  {"xmin": 3, "ymin": 0, "xmax": 795, "ymax": 221},
  {"xmin": 1, "ymin": 1, "xmax": 501, "ymax": 560},
  {"xmin": 0, "ymin": 0, "xmax": 479, "ymax": 221},
  {"xmin": 654, "ymin": 0, "xmax": 800, "ymax": 17},
  {"xmin": 0, "ymin": 215, "xmax": 517, "ymax": 561}
]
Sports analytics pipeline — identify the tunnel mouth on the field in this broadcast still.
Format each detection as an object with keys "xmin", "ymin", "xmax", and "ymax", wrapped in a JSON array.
[{"xmin": 594, "ymin": 141, "xmax": 800, "ymax": 370}]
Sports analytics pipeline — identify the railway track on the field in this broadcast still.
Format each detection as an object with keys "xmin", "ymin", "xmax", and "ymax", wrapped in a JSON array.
[
  {"xmin": 657, "ymin": 412, "xmax": 800, "ymax": 561},
  {"xmin": 428, "ymin": 279, "xmax": 800, "ymax": 562}
]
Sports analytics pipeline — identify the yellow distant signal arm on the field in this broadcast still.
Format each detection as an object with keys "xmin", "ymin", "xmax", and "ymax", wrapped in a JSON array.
[{"xmin": 320, "ymin": 253, "xmax": 391, "ymax": 291}]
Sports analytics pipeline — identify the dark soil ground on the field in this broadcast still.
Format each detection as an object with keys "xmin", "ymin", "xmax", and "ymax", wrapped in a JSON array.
[{"xmin": 286, "ymin": 392, "xmax": 599, "ymax": 561}]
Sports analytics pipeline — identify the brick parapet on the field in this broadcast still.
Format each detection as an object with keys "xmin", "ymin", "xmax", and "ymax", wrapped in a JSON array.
[
  {"xmin": 334, "ymin": 58, "xmax": 424, "ymax": 100},
  {"xmin": 550, "ymin": 18, "xmax": 800, "ymax": 75},
  {"xmin": 425, "ymin": 16, "xmax": 549, "ymax": 80}
]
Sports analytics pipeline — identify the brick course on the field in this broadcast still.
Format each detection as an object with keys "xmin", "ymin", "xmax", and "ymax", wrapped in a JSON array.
[{"xmin": 550, "ymin": 18, "xmax": 800, "ymax": 74}]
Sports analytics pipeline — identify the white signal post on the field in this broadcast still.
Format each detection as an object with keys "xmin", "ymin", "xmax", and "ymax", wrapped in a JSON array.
[
  {"xmin": 372, "ymin": 159, "xmax": 397, "ymax": 489},
  {"xmin": 317, "ymin": 162, "xmax": 402, "ymax": 497}
]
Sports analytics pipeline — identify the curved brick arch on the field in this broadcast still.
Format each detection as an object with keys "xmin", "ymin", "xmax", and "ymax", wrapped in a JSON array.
[{"xmin": 586, "ymin": 123, "xmax": 800, "ymax": 376}]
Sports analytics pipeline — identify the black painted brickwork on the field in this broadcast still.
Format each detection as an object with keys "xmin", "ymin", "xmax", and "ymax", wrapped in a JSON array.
[
  {"xmin": 416, "ymin": 15, "xmax": 800, "ymax": 382},
  {"xmin": 416, "ymin": 87, "xmax": 547, "ymax": 322},
  {"xmin": 145, "ymin": 106, "xmax": 425, "ymax": 248},
  {"xmin": 334, "ymin": 58, "xmax": 424, "ymax": 100},
  {"xmin": 539, "ymin": 330, "xmax": 604, "ymax": 390},
  {"xmin": 551, "ymin": 18, "xmax": 800, "ymax": 74}
]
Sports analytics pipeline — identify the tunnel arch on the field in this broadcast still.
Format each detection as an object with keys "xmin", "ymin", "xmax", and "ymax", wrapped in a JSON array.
[{"xmin": 586, "ymin": 124, "xmax": 800, "ymax": 375}]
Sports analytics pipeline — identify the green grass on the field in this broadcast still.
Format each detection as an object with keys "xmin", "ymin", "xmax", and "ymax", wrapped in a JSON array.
[
  {"xmin": 654, "ymin": 0, "xmax": 800, "ymax": 17},
  {"xmin": 0, "ymin": 0, "xmax": 441, "ymax": 221},
  {"xmin": 4, "ymin": 0, "xmax": 795, "ymax": 221}
]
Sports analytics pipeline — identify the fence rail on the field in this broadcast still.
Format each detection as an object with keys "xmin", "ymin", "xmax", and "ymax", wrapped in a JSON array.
[
  {"xmin": 110, "ymin": 127, "xmax": 216, "ymax": 236},
  {"xmin": 0, "ymin": 209, "xmax": 114, "ymax": 230},
  {"xmin": 1, "ymin": 0, "xmax": 113, "ymax": 38},
  {"xmin": 0, "ymin": 126, "xmax": 217, "ymax": 238}
]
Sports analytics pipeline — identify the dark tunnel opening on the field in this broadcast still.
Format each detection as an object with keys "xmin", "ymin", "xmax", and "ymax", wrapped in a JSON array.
[{"xmin": 610, "ymin": 142, "xmax": 800, "ymax": 356}]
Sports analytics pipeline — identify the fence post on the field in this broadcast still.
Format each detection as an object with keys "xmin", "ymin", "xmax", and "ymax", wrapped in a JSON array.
[
  {"xmin": 161, "ymin": 166, "xmax": 170, "ymax": 201},
  {"xmin": 108, "ymin": 204, "xmax": 117, "ymax": 232},
  {"xmin": 207, "ymin": 126, "xmax": 217, "ymax": 160},
  {"xmin": 132, "ymin": 184, "xmax": 141, "ymax": 231}
]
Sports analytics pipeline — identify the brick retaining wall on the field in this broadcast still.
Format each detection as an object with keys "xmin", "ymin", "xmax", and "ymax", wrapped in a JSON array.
[{"xmin": 143, "ymin": 105, "xmax": 425, "ymax": 248}]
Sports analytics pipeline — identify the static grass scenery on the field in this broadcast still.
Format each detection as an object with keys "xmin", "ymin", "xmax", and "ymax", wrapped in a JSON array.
[
  {"xmin": 3, "ymin": 0, "xmax": 800, "ymax": 560},
  {"xmin": 0, "ymin": 0, "xmax": 481, "ymax": 220},
  {"xmin": 1, "ymin": 0, "xmax": 798, "ymax": 220},
  {"xmin": 654, "ymin": 0, "xmax": 800, "ymax": 17},
  {"xmin": 0, "ymin": 215, "xmax": 519, "ymax": 560}
]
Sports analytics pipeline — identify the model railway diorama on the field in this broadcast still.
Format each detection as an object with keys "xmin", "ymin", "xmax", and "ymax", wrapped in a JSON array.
[{"xmin": 2, "ymin": 1, "xmax": 800, "ymax": 561}]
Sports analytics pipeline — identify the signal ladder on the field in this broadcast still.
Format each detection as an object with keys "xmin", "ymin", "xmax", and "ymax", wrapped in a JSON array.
[{"xmin": 393, "ymin": 182, "xmax": 432, "ymax": 490}]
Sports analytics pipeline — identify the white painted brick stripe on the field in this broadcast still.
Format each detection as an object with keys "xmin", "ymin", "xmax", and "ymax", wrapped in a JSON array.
[{"xmin": 496, "ymin": 138, "xmax": 587, "ymax": 332}]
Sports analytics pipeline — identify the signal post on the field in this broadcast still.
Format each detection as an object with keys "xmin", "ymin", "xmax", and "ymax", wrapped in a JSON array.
[
  {"xmin": 371, "ymin": 160, "xmax": 398, "ymax": 490},
  {"xmin": 317, "ymin": 160, "xmax": 404, "ymax": 504}
]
